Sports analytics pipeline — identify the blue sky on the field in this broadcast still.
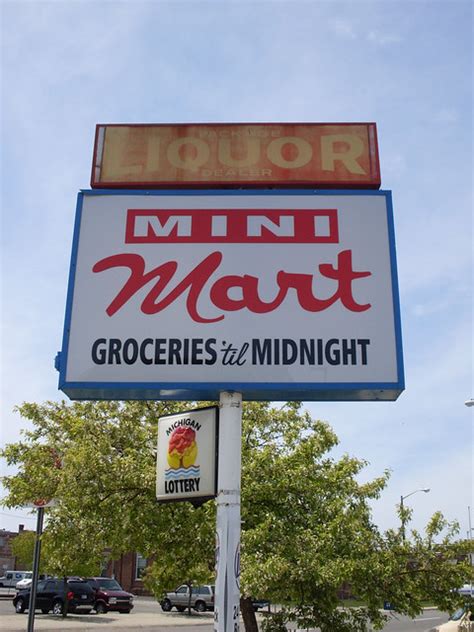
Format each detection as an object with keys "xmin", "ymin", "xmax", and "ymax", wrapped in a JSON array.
[{"xmin": 1, "ymin": 1, "xmax": 472, "ymax": 539}]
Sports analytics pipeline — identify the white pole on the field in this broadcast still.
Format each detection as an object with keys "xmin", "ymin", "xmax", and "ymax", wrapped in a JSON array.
[{"xmin": 215, "ymin": 391, "xmax": 242, "ymax": 632}]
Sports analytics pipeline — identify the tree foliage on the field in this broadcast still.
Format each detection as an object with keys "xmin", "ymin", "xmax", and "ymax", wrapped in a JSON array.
[
  {"xmin": 1, "ymin": 400, "xmax": 472, "ymax": 631},
  {"xmin": 10, "ymin": 530, "xmax": 35, "ymax": 570}
]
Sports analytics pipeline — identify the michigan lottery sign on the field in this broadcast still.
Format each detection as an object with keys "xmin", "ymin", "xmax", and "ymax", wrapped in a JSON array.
[
  {"xmin": 57, "ymin": 189, "xmax": 404, "ymax": 401},
  {"xmin": 156, "ymin": 407, "xmax": 218, "ymax": 503}
]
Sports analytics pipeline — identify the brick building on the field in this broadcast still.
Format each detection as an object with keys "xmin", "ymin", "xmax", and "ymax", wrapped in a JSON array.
[
  {"xmin": 104, "ymin": 552, "xmax": 151, "ymax": 595},
  {"xmin": 0, "ymin": 525, "xmax": 31, "ymax": 572},
  {"xmin": 0, "ymin": 524, "xmax": 152, "ymax": 594}
]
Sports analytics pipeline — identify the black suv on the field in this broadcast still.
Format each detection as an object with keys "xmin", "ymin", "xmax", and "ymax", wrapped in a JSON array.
[
  {"xmin": 86, "ymin": 577, "xmax": 134, "ymax": 613},
  {"xmin": 13, "ymin": 578, "xmax": 95, "ymax": 615}
]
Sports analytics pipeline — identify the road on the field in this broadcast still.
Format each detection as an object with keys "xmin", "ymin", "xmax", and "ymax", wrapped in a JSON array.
[
  {"xmin": 369, "ymin": 611, "xmax": 448, "ymax": 631},
  {"xmin": 284, "ymin": 610, "xmax": 449, "ymax": 631},
  {"xmin": 0, "ymin": 591, "xmax": 450, "ymax": 631}
]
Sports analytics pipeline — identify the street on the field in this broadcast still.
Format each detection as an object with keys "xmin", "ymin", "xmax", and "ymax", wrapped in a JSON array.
[
  {"xmin": 0, "ymin": 591, "xmax": 451, "ymax": 632},
  {"xmin": 369, "ymin": 611, "xmax": 448, "ymax": 631}
]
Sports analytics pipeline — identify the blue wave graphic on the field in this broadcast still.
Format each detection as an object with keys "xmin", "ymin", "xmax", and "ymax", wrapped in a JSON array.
[{"xmin": 165, "ymin": 466, "xmax": 200, "ymax": 480}]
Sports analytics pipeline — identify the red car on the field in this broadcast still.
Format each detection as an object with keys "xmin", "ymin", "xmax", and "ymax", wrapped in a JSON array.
[{"xmin": 86, "ymin": 577, "xmax": 134, "ymax": 614}]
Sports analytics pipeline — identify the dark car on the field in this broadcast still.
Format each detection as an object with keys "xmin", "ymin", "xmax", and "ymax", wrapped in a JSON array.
[
  {"xmin": 13, "ymin": 578, "xmax": 95, "ymax": 615},
  {"xmin": 86, "ymin": 577, "xmax": 134, "ymax": 614}
]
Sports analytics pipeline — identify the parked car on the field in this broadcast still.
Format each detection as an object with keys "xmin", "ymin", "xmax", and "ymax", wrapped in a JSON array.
[
  {"xmin": 160, "ymin": 584, "xmax": 269, "ymax": 614},
  {"xmin": 0, "ymin": 570, "xmax": 31, "ymax": 588},
  {"xmin": 12, "ymin": 577, "xmax": 95, "ymax": 615},
  {"xmin": 15, "ymin": 572, "xmax": 33, "ymax": 590},
  {"xmin": 15, "ymin": 573, "xmax": 50, "ymax": 590},
  {"xmin": 457, "ymin": 584, "xmax": 474, "ymax": 597},
  {"xmin": 85, "ymin": 577, "xmax": 134, "ymax": 613},
  {"xmin": 161, "ymin": 584, "xmax": 214, "ymax": 612},
  {"xmin": 428, "ymin": 608, "xmax": 473, "ymax": 631}
]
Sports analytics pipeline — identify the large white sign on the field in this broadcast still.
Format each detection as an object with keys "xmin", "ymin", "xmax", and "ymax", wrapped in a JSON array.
[
  {"xmin": 57, "ymin": 190, "xmax": 404, "ymax": 400},
  {"xmin": 156, "ymin": 407, "xmax": 218, "ymax": 503}
]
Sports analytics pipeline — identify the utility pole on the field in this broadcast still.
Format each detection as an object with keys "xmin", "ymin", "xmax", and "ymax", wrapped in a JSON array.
[{"xmin": 27, "ymin": 506, "xmax": 44, "ymax": 632}]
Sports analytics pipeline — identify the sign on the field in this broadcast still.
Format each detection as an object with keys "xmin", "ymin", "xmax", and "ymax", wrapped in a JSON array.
[
  {"xmin": 25, "ymin": 499, "xmax": 57, "ymax": 508},
  {"xmin": 91, "ymin": 123, "xmax": 380, "ymax": 189},
  {"xmin": 156, "ymin": 407, "xmax": 218, "ymax": 503},
  {"xmin": 56, "ymin": 189, "xmax": 404, "ymax": 401}
]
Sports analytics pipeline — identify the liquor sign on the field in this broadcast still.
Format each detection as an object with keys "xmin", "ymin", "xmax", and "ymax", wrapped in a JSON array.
[
  {"xmin": 91, "ymin": 123, "xmax": 380, "ymax": 189},
  {"xmin": 156, "ymin": 407, "xmax": 218, "ymax": 503},
  {"xmin": 56, "ymin": 189, "xmax": 404, "ymax": 401}
]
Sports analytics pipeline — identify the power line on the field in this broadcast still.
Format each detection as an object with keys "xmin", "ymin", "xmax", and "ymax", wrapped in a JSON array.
[{"xmin": 0, "ymin": 511, "xmax": 36, "ymax": 520}]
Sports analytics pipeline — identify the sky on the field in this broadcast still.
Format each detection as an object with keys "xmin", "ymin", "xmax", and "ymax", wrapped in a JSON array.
[{"xmin": 0, "ymin": 0, "xmax": 472, "ymax": 541}]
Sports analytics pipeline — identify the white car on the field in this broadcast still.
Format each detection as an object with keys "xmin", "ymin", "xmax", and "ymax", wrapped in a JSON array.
[
  {"xmin": 458, "ymin": 584, "xmax": 474, "ymax": 597},
  {"xmin": 0, "ymin": 570, "xmax": 30, "ymax": 588},
  {"xmin": 15, "ymin": 573, "xmax": 33, "ymax": 590},
  {"xmin": 428, "ymin": 608, "xmax": 473, "ymax": 631}
]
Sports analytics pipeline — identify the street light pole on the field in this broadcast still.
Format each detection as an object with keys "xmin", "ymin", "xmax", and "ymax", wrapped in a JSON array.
[
  {"xmin": 400, "ymin": 494, "xmax": 408, "ymax": 542},
  {"xmin": 400, "ymin": 488, "xmax": 430, "ymax": 542},
  {"xmin": 468, "ymin": 506, "xmax": 473, "ymax": 567}
]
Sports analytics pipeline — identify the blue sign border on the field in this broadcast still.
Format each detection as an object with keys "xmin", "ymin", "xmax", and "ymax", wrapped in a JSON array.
[{"xmin": 57, "ymin": 189, "xmax": 404, "ymax": 401}]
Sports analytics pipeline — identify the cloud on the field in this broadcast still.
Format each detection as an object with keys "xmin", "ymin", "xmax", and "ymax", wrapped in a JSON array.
[
  {"xmin": 434, "ymin": 108, "xmax": 460, "ymax": 123},
  {"xmin": 328, "ymin": 18, "xmax": 357, "ymax": 39},
  {"xmin": 412, "ymin": 298, "xmax": 456, "ymax": 318},
  {"xmin": 383, "ymin": 153, "xmax": 407, "ymax": 178},
  {"xmin": 367, "ymin": 30, "xmax": 401, "ymax": 46}
]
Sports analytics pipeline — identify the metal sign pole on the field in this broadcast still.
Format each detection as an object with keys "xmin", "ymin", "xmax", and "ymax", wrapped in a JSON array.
[
  {"xmin": 27, "ymin": 506, "xmax": 44, "ymax": 632},
  {"xmin": 215, "ymin": 391, "xmax": 242, "ymax": 632}
]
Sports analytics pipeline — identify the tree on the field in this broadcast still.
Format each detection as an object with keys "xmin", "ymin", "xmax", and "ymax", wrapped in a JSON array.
[
  {"xmin": 11, "ymin": 530, "xmax": 35, "ymax": 570},
  {"xmin": 142, "ymin": 500, "xmax": 216, "ymax": 616},
  {"xmin": 239, "ymin": 402, "xmax": 473, "ymax": 631},
  {"xmin": 1, "ymin": 400, "xmax": 472, "ymax": 631}
]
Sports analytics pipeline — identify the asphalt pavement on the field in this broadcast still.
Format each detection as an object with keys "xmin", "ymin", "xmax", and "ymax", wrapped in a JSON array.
[
  {"xmin": 0, "ymin": 590, "xmax": 449, "ymax": 632},
  {"xmin": 0, "ymin": 592, "xmax": 215, "ymax": 632}
]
